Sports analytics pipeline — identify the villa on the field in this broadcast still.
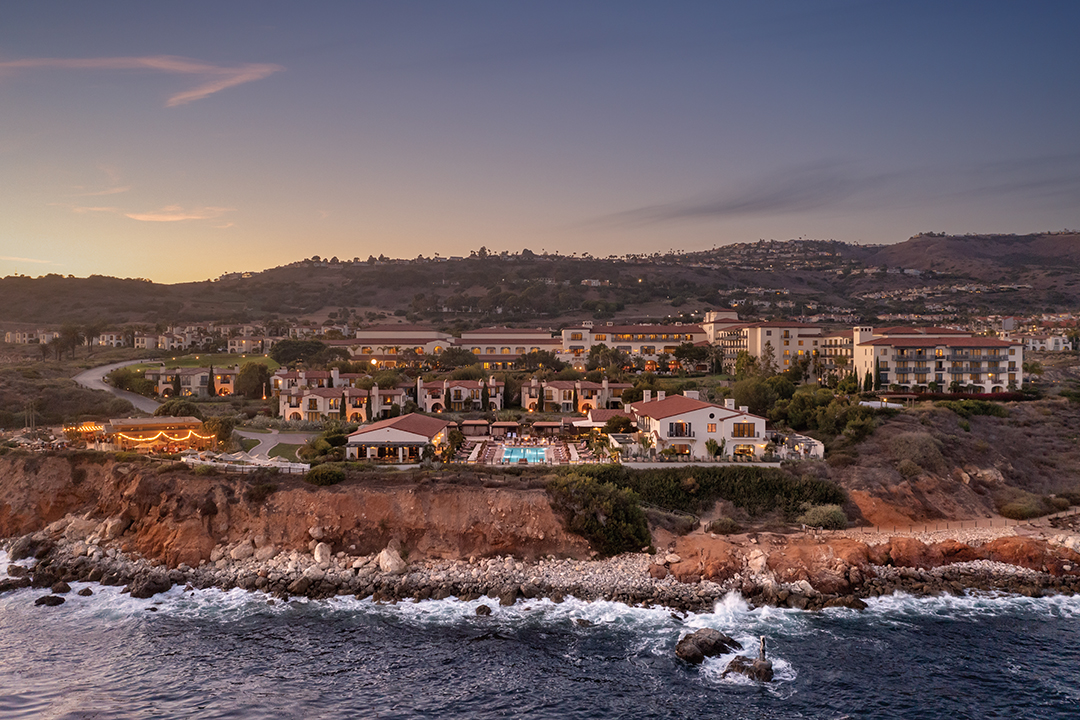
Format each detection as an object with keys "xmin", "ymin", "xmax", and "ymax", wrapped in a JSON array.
[
  {"xmin": 278, "ymin": 384, "xmax": 407, "ymax": 422},
  {"xmin": 521, "ymin": 377, "xmax": 632, "ymax": 413},
  {"xmin": 416, "ymin": 377, "xmax": 504, "ymax": 412},
  {"xmin": 630, "ymin": 392, "xmax": 769, "ymax": 460}
]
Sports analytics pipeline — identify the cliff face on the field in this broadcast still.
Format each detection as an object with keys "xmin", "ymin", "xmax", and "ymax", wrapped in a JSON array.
[{"xmin": 0, "ymin": 456, "xmax": 590, "ymax": 567}]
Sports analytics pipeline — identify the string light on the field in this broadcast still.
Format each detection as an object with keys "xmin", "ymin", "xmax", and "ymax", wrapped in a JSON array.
[{"xmin": 114, "ymin": 430, "xmax": 215, "ymax": 442}]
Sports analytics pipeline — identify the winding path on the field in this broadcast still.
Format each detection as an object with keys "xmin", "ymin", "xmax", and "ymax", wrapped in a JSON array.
[{"xmin": 72, "ymin": 360, "xmax": 161, "ymax": 415}]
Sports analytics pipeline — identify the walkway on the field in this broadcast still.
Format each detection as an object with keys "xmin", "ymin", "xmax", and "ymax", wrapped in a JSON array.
[
  {"xmin": 234, "ymin": 428, "xmax": 317, "ymax": 459},
  {"xmin": 72, "ymin": 360, "xmax": 161, "ymax": 415}
]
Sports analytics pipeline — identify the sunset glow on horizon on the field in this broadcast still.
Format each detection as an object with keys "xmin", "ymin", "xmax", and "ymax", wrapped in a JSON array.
[{"xmin": 2, "ymin": 1, "xmax": 1078, "ymax": 283}]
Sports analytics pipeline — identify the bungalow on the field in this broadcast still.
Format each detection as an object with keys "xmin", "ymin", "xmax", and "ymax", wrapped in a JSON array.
[
  {"xmin": 416, "ymin": 377, "xmax": 504, "ymax": 413},
  {"xmin": 271, "ymin": 367, "xmax": 369, "ymax": 395},
  {"xmin": 629, "ymin": 393, "xmax": 768, "ymax": 460},
  {"xmin": 345, "ymin": 413, "xmax": 452, "ymax": 462}
]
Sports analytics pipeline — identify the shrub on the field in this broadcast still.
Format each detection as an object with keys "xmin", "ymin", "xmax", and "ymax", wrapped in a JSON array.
[
  {"xmin": 843, "ymin": 415, "xmax": 877, "ymax": 442},
  {"xmin": 827, "ymin": 452, "xmax": 856, "ymax": 468},
  {"xmin": 114, "ymin": 451, "xmax": 145, "ymax": 463},
  {"xmin": 193, "ymin": 464, "xmax": 217, "ymax": 476},
  {"xmin": 958, "ymin": 419, "xmax": 971, "ymax": 432},
  {"xmin": 797, "ymin": 504, "xmax": 848, "ymax": 529},
  {"xmin": 896, "ymin": 459, "xmax": 921, "ymax": 478},
  {"xmin": 1048, "ymin": 496, "xmax": 1071, "ymax": 512},
  {"xmin": 706, "ymin": 517, "xmax": 742, "ymax": 535},
  {"xmin": 999, "ymin": 496, "xmax": 1048, "ymax": 520},
  {"xmin": 888, "ymin": 432, "xmax": 945, "ymax": 473},
  {"xmin": 935, "ymin": 399, "xmax": 1009, "ymax": 419},
  {"xmin": 561, "ymin": 464, "xmax": 846, "ymax": 519},
  {"xmin": 644, "ymin": 507, "xmax": 698, "ymax": 536},
  {"xmin": 305, "ymin": 463, "xmax": 345, "ymax": 486},
  {"xmin": 156, "ymin": 462, "xmax": 188, "ymax": 474},
  {"xmin": 245, "ymin": 483, "xmax": 278, "ymax": 503},
  {"xmin": 546, "ymin": 473, "xmax": 652, "ymax": 556}
]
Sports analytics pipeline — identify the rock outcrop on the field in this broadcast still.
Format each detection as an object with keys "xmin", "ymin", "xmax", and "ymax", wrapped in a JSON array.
[{"xmin": 675, "ymin": 628, "xmax": 742, "ymax": 665}]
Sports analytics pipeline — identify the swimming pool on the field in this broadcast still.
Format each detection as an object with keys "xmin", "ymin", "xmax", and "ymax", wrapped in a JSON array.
[{"xmin": 501, "ymin": 446, "xmax": 547, "ymax": 463}]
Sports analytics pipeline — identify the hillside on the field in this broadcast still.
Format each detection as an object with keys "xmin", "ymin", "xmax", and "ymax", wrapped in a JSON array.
[{"xmin": 1, "ymin": 232, "xmax": 1077, "ymax": 328}]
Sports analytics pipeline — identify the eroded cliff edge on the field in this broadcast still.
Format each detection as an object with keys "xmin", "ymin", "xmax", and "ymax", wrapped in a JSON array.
[{"xmin": 0, "ymin": 454, "xmax": 590, "ymax": 567}]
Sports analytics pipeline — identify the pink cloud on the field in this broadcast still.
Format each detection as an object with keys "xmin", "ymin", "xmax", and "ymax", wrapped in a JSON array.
[
  {"xmin": 124, "ymin": 205, "xmax": 233, "ymax": 222},
  {"xmin": 0, "ymin": 55, "xmax": 282, "ymax": 106}
]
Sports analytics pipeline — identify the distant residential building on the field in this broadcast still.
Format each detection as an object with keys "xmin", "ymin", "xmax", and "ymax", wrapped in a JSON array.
[
  {"xmin": 458, "ymin": 326, "xmax": 560, "ymax": 370},
  {"xmin": 1021, "ymin": 335, "xmax": 1073, "ymax": 352}
]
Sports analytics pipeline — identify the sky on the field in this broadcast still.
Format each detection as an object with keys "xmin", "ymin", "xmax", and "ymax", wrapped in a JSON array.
[{"xmin": 1, "ymin": 1, "xmax": 1078, "ymax": 283}]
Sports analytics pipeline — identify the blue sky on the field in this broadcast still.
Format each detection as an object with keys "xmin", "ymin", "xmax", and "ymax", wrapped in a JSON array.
[{"xmin": 1, "ymin": 1, "xmax": 1077, "ymax": 282}]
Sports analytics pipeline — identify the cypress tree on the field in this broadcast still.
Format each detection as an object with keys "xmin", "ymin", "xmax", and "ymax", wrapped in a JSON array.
[{"xmin": 206, "ymin": 365, "xmax": 216, "ymax": 397}]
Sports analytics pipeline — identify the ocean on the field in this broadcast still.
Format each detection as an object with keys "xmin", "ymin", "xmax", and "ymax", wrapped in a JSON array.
[{"xmin": 2, "ymin": 550, "xmax": 1078, "ymax": 720}]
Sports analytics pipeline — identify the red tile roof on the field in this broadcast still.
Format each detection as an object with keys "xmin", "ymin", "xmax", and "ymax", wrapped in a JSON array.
[{"xmin": 348, "ymin": 413, "xmax": 451, "ymax": 440}]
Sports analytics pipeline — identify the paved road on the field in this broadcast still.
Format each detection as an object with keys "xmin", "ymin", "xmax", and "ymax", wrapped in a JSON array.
[
  {"xmin": 235, "ymin": 428, "xmax": 316, "ymax": 458},
  {"xmin": 73, "ymin": 360, "xmax": 161, "ymax": 414}
]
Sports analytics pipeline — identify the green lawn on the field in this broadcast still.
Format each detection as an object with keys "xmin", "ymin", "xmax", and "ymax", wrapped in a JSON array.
[
  {"xmin": 237, "ymin": 426, "xmax": 272, "ymax": 433},
  {"xmin": 240, "ymin": 437, "xmax": 260, "ymax": 453},
  {"xmin": 268, "ymin": 443, "xmax": 302, "ymax": 462},
  {"xmin": 128, "ymin": 353, "xmax": 281, "ymax": 372}
]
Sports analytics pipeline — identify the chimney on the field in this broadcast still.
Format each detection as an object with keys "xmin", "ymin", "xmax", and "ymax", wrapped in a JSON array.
[
  {"xmin": 683, "ymin": 390, "xmax": 699, "ymax": 400},
  {"xmin": 331, "ymin": 367, "xmax": 340, "ymax": 381},
  {"xmin": 643, "ymin": 390, "xmax": 652, "ymax": 403},
  {"xmin": 739, "ymin": 405, "xmax": 748, "ymax": 413},
  {"xmin": 657, "ymin": 391, "xmax": 666, "ymax": 401},
  {"xmin": 725, "ymin": 398, "xmax": 735, "ymax": 409}
]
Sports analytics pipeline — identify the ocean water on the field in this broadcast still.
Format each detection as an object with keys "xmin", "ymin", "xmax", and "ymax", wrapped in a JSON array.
[{"xmin": 2, "ymin": 551, "xmax": 1078, "ymax": 720}]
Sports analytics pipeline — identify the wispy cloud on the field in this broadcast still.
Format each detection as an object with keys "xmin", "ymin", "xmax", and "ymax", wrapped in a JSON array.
[
  {"xmin": 71, "ymin": 185, "xmax": 131, "ymax": 197},
  {"xmin": 0, "ymin": 255, "xmax": 51, "ymax": 264},
  {"xmin": 597, "ymin": 162, "xmax": 881, "ymax": 227},
  {"xmin": 124, "ymin": 205, "xmax": 233, "ymax": 222},
  {"xmin": 0, "ymin": 55, "xmax": 283, "ymax": 106}
]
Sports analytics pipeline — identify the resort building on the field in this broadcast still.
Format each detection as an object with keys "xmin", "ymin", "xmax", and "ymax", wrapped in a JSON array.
[
  {"xmin": 345, "ymin": 413, "xmax": 452, "ymax": 462},
  {"xmin": 278, "ymin": 385, "xmax": 407, "ymax": 422},
  {"xmin": 560, "ymin": 322, "xmax": 706, "ymax": 370},
  {"xmin": 630, "ymin": 393, "xmax": 769, "ymax": 460},
  {"xmin": 458, "ymin": 326, "xmax": 561, "ymax": 370},
  {"xmin": 270, "ymin": 367, "xmax": 369, "ymax": 395},
  {"xmin": 348, "ymin": 324, "xmax": 454, "ymax": 368},
  {"xmin": 143, "ymin": 365, "xmax": 241, "ymax": 398},
  {"xmin": 852, "ymin": 327, "xmax": 1024, "ymax": 392},
  {"xmin": 416, "ymin": 377, "xmax": 505, "ymax": 413},
  {"xmin": 521, "ymin": 377, "xmax": 632, "ymax": 413}
]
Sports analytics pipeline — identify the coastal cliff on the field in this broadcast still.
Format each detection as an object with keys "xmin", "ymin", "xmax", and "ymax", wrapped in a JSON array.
[{"xmin": 0, "ymin": 454, "xmax": 590, "ymax": 567}]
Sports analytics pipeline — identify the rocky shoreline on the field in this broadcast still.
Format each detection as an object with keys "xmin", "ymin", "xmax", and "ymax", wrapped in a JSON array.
[{"xmin": 4, "ymin": 514, "xmax": 1080, "ymax": 613}]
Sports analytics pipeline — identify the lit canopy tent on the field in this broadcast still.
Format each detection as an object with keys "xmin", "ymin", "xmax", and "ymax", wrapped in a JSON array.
[{"xmin": 102, "ymin": 416, "xmax": 214, "ymax": 453}]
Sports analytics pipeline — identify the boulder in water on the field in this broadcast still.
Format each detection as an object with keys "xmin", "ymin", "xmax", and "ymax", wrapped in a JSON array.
[
  {"xmin": 34, "ymin": 595, "xmax": 65, "ymax": 607},
  {"xmin": 7, "ymin": 564, "xmax": 29, "ymax": 578},
  {"xmin": 722, "ymin": 655, "xmax": 774, "ymax": 682},
  {"xmin": 475, "ymin": 604, "xmax": 492, "ymax": 616},
  {"xmin": 722, "ymin": 636, "xmax": 774, "ymax": 682},
  {"xmin": 77, "ymin": 587, "xmax": 94, "ymax": 597},
  {"xmin": 50, "ymin": 581, "xmax": 72, "ymax": 594},
  {"xmin": 9, "ymin": 534, "xmax": 52, "ymax": 562},
  {"xmin": 675, "ymin": 628, "xmax": 742, "ymax": 664}
]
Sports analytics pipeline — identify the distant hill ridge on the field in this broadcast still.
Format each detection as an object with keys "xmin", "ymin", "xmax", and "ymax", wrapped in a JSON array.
[{"xmin": 1, "ymin": 232, "xmax": 1076, "ymax": 326}]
